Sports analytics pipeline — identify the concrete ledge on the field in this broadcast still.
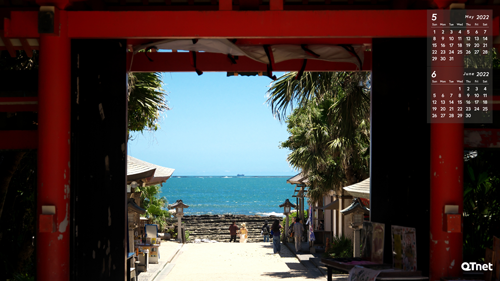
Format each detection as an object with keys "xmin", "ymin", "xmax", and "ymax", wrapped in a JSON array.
[{"xmin": 154, "ymin": 264, "xmax": 175, "ymax": 280}]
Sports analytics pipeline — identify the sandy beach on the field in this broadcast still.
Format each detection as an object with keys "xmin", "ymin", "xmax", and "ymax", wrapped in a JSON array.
[{"xmin": 156, "ymin": 242, "xmax": 325, "ymax": 281}]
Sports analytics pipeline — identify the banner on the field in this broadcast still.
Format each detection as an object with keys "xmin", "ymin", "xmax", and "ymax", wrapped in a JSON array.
[{"xmin": 307, "ymin": 205, "xmax": 315, "ymax": 242}]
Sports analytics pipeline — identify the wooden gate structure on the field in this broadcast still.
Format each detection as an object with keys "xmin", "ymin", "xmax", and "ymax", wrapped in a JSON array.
[{"xmin": 1, "ymin": 0, "xmax": 500, "ymax": 280}]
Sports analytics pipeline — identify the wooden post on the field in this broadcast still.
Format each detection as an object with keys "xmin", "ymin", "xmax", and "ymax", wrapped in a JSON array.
[
  {"xmin": 353, "ymin": 228, "xmax": 360, "ymax": 257},
  {"xmin": 285, "ymin": 214, "xmax": 289, "ymax": 243},
  {"xmin": 37, "ymin": 7, "xmax": 70, "ymax": 281},
  {"xmin": 177, "ymin": 215, "xmax": 182, "ymax": 243},
  {"xmin": 339, "ymin": 191, "xmax": 343, "ymax": 237}
]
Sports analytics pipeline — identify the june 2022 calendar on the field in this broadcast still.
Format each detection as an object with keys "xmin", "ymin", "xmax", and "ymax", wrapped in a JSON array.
[{"xmin": 427, "ymin": 10, "xmax": 493, "ymax": 123}]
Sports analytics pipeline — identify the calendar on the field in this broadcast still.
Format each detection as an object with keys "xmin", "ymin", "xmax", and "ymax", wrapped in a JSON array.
[{"xmin": 427, "ymin": 10, "xmax": 493, "ymax": 123}]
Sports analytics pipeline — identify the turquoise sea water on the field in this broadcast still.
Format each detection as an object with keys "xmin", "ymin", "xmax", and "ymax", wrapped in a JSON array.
[{"xmin": 160, "ymin": 177, "xmax": 309, "ymax": 216}]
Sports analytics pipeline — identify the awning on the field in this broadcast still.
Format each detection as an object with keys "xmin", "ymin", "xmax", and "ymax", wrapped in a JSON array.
[
  {"xmin": 343, "ymin": 177, "xmax": 370, "ymax": 199},
  {"xmin": 287, "ymin": 173, "xmax": 308, "ymax": 185},
  {"xmin": 128, "ymin": 198, "xmax": 146, "ymax": 214},
  {"xmin": 322, "ymin": 200, "xmax": 339, "ymax": 210},
  {"xmin": 340, "ymin": 198, "xmax": 370, "ymax": 215},
  {"xmin": 127, "ymin": 155, "xmax": 175, "ymax": 186}
]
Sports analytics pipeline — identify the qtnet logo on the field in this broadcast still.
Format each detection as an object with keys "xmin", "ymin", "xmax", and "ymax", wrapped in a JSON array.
[{"xmin": 461, "ymin": 262, "xmax": 493, "ymax": 271}]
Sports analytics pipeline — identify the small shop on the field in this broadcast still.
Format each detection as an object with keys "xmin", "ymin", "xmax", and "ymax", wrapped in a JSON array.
[
  {"xmin": 320, "ymin": 219, "xmax": 427, "ymax": 281},
  {"xmin": 321, "ymin": 178, "xmax": 428, "ymax": 281},
  {"xmin": 126, "ymin": 155, "xmax": 175, "ymax": 280}
]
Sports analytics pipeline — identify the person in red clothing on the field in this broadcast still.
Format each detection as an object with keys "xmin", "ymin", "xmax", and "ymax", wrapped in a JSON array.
[{"xmin": 229, "ymin": 221, "xmax": 239, "ymax": 242}]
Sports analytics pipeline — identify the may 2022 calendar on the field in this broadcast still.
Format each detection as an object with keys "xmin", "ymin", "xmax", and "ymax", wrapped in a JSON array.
[{"xmin": 427, "ymin": 10, "xmax": 493, "ymax": 123}]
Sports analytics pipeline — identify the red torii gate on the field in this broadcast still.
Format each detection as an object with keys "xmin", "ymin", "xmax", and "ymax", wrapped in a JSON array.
[{"xmin": 1, "ymin": 0, "xmax": 500, "ymax": 280}]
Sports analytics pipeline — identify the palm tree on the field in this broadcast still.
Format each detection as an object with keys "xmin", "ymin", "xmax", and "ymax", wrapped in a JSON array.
[
  {"xmin": 128, "ymin": 72, "xmax": 170, "ymax": 133},
  {"xmin": 268, "ymin": 71, "xmax": 370, "ymax": 202},
  {"xmin": 135, "ymin": 185, "xmax": 170, "ymax": 231}
]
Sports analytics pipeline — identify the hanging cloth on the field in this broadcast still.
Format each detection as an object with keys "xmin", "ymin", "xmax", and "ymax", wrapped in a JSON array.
[{"xmin": 339, "ymin": 44, "xmax": 362, "ymax": 70}]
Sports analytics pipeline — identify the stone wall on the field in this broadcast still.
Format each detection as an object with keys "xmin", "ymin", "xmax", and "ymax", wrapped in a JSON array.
[{"xmin": 177, "ymin": 214, "xmax": 284, "ymax": 243}]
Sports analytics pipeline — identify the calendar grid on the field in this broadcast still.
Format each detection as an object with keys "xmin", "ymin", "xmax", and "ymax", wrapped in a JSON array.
[{"xmin": 427, "ymin": 10, "xmax": 493, "ymax": 123}]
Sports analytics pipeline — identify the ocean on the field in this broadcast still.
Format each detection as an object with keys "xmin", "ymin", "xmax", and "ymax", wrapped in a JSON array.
[{"xmin": 159, "ymin": 176, "xmax": 309, "ymax": 216}]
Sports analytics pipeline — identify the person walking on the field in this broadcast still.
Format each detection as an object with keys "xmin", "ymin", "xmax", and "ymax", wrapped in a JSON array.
[
  {"xmin": 261, "ymin": 221, "xmax": 270, "ymax": 242},
  {"xmin": 271, "ymin": 220, "xmax": 283, "ymax": 254},
  {"xmin": 293, "ymin": 218, "xmax": 305, "ymax": 253},
  {"xmin": 288, "ymin": 217, "xmax": 297, "ymax": 238},
  {"xmin": 229, "ymin": 221, "xmax": 239, "ymax": 243},
  {"xmin": 239, "ymin": 223, "xmax": 248, "ymax": 243}
]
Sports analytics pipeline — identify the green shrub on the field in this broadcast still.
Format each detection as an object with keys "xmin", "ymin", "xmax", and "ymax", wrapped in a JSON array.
[
  {"xmin": 281, "ymin": 210, "xmax": 309, "ymax": 228},
  {"xmin": 13, "ymin": 273, "xmax": 34, "ymax": 281},
  {"xmin": 135, "ymin": 185, "xmax": 171, "ymax": 232},
  {"xmin": 323, "ymin": 235, "xmax": 353, "ymax": 258}
]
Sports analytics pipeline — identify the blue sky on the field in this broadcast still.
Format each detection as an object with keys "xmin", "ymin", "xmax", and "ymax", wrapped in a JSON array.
[{"xmin": 127, "ymin": 72, "xmax": 298, "ymax": 176}]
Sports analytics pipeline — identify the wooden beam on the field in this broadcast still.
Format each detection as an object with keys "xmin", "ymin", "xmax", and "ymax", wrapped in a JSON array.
[
  {"xmin": 7, "ymin": 10, "xmax": 496, "ymax": 39},
  {"xmin": 4, "ymin": 10, "xmax": 433, "ymax": 39},
  {"xmin": 0, "ymin": 30, "xmax": 16, "ymax": 57},
  {"xmin": 269, "ymin": 0, "xmax": 283, "ymax": 11},
  {"xmin": 0, "ymin": 130, "xmax": 37, "ymax": 149},
  {"xmin": 0, "ymin": 97, "xmax": 38, "ymax": 112},
  {"xmin": 219, "ymin": 0, "xmax": 232, "ymax": 10},
  {"xmin": 20, "ymin": 38, "xmax": 33, "ymax": 57}
]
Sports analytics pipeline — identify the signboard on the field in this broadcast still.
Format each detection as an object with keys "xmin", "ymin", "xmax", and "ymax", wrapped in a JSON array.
[{"xmin": 391, "ymin": 225, "xmax": 417, "ymax": 271}]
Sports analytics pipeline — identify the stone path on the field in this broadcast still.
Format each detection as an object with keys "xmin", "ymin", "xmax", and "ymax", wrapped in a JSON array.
[
  {"xmin": 137, "ymin": 241, "xmax": 182, "ymax": 281},
  {"xmin": 156, "ymin": 242, "xmax": 326, "ymax": 281}
]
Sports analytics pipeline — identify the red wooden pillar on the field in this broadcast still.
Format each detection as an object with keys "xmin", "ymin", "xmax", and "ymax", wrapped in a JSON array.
[
  {"xmin": 430, "ymin": 122, "xmax": 464, "ymax": 280},
  {"xmin": 429, "ymin": 3, "xmax": 464, "ymax": 279},
  {"xmin": 429, "ymin": 62, "xmax": 464, "ymax": 280},
  {"xmin": 36, "ymin": 6, "xmax": 71, "ymax": 281}
]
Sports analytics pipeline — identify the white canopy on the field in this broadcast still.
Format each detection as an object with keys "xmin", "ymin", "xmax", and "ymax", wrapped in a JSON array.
[
  {"xmin": 343, "ymin": 178, "xmax": 370, "ymax": 199},
  {"xmin": 133, "ymin": 39, "xmax": 365, "ymax": 70}
]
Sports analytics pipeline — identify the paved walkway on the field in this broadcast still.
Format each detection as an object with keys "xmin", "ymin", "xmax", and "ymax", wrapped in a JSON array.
[
  {"xmin": 137, "ymin": 241, "xmax": 182, "ymax": 281},
  {"xmin": 156, "ymin": 241, "xmax": 325, "ymax": 281},
  {"xmin": 137, "ymin": 240, "xmax": 349, "ymax": 281},
  {"xmin": 284, "ymin": 241, "xmax": 349, "ymax": 281}
]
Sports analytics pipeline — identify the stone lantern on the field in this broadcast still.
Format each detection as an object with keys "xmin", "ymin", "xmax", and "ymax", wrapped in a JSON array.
[
  {"xmin": 168, "ymin": 200, "xmax": 189, "ymax": 243},
  {"xmin": 279, "ymin": 199, "xmax": 296, "ymax": 243},
  {"xmin": 340, "ymin": 198, "xmax": 369, "ymax": 257}
]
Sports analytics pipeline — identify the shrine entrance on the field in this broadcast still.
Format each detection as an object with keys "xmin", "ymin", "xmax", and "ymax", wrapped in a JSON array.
[{"xmin": 2, "ymin": 1, "xmax": 500, "ymax": 281}]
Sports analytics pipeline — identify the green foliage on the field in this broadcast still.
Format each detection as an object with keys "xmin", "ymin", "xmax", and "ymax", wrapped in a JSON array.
[
  {"xmin": 13, "ymin": 273, "xmax": 35, "ymax": 281},
  {"xmin": 323, "ymin": 235, "xmax": 353, "ymax": 259},
  {"xmin": 0, "ymin": 50, "xmax": 38, "ymax": 71},
  {"xmin": 281, "ymin": 210, "xmax": 309, "ymax": 228},
  {"xmin": 167, "ymin": 227, "xmax": 177, "ymax": 239},
  {"xmin": 0, "ymin": 151, "xmax": 36, "ymax": 280},
  {"xmin": 269, "ymin": 72, "xmax": 370, "ymax": 203},
  {"xmin": 185, "ymin": 230, "xmax": 191, "ymax": 242},
  {"xmin": 492, "ymin": 48, "xmax": 500, "ymax": 69},
  {"xmin": 463, "ymin": 151, "xmax": 500, "ymax": 262},
  {"xmin": 135, "ymin": 185, "xmax": 171, "ymax": 232},
  {"xmin": 128, "ymin": 72, "xmax": 169, "ymax": 133}
]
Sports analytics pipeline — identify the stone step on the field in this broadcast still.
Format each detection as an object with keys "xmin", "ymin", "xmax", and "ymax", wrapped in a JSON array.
[{"xmin": 167, "ymin": 215, "xmax": 282, "ymax": 243}]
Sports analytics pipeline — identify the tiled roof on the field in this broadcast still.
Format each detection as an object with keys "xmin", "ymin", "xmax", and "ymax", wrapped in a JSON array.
[
  {"xmin": 286, "ymin": 173, "xmax": 308, "ymax": 184},
  {"xmin": 340, "ymin": 198, "xmax": 370, "ymax": 215},
  {"xmin": 127, "ymin": 155, "xmax": 175, "ymax": 185}
]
